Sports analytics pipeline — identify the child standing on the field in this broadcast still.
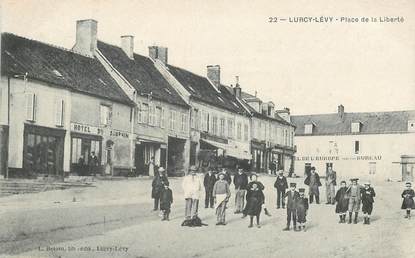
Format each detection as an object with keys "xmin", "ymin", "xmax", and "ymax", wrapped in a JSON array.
[
  {"xmin": 160, "ymin": 182, "xmax": 173, "ymax": 221},
  {"xmin": 361, "ymin": 182, "xmax": 376, "ymax": 225},
  {"xmin": 283, "ymin": 183, "xmax": 299, "ymax": 231},
  {"xmin": 296, "ymin": 188, "xmax": 309, "ymax": 231},
  {"xmin": 401, "ymin": 182, "xmax": 415, "ymax": 219},
  {"xmin": 346, "ymin": 178, "xmax": 362, "ymax": 224},
  {"xmin": 213, "ymin": 172, "xmax": 231, "ymax": 225},
  {"xmin": 335, "ymin": 180, "xmax": 349, "ymax": 223},
  {"xmin": 245, "ymin": 182, "xmax": 265, "ymax": 228}
]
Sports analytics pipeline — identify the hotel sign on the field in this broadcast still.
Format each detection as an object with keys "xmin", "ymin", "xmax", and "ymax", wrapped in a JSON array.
[
  {"xmin": 295, "ymin": 155, "xmax": 382, "ymax": 161},
  {"xmin": 71, "ymin": 123, "xmax": 103, "ymax": 135}
]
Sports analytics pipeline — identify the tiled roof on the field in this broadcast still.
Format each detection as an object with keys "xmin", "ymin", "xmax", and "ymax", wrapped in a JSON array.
[
  {"xmin": 223, "ymin": 85, "xmax": 293, "ymax": 126},
  {"xmin": 166, "ymin": 65, "xmax": 246, "ymax": 114},
  {"xmin": 97, "ymin": 41, "xmax": 188, "ymax": 107},
  {"xmin": 292, "ymin": 110, "xmax": 415, "ymax": 135},
  {"xmin": 1, "ymin": 33, "xmax": 133, "ymax": 105}
]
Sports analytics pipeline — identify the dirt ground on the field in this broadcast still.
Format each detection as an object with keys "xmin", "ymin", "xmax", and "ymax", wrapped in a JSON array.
[{"xmin": 1, "ymin": 175, "xmax": 414, "ymax": 258}]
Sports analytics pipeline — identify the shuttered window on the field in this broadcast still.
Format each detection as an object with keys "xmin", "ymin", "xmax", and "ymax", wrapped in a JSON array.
[
  {"xmin": 25, "ymin": 93, "xmax": 37, "ymax": 121},
  {"xmin": 55, "ymin": 98, "xmax": 64, "ymax": 126},
  {"xmin": 160, "ymin": 107, "xmax": 165, "ymax": 128}
]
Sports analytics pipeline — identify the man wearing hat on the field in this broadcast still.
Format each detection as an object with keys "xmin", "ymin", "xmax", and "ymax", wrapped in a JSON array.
[
  {"xmin": 204, "ymin": 168, "xmax": 217, "ymax": 208},
  {"xmin": 325, "ymin": 166, "xmax": 337, "ymax": 205},
  {"xmin": 304, "ymin": 167, "xmax": 322, "ymax": 204},
  {"xmin": 283, "ymin": 182, "xmax": 300, "ymax": 231},
  {"xmin": 296, "ymin": 188, "xmax": 309, "ymax": 231},
  {"xmin": 213, "ymin": 171, "xmax": 231, "ymax": 225},
  {"xmin": 233, "ymin": 168, "xmax": 249, "ymax": 214},
  {"xmin": 274, "ymin": 170, "xmax": 289, "ymax": 209},
  {"xmin": 182, "ymin": 166, "xmax": 203, "ymax": 223},
  {"xmin": 346, "ymin": 178, "xmax": 363, "ymax": 224},
  {"xmin": 151, "ymin": 167, "xmax": 169, "ymax": 211},
  {"xmin": 361, "ymin": 182, "xmax": 376, "ymax": 225}
]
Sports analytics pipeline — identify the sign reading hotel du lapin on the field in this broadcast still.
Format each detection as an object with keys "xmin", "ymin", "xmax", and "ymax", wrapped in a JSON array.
[
  {"xmin": 70, "ymin": 123, "xmax": 129, "ymax": 139},
  {"xmin": 295, "ymin": 155, "xmax": 382, "ymax": 161}
]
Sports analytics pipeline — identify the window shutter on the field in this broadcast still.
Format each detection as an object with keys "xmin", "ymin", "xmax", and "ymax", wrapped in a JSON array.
[
  {"xmin": 55, "ymin": 98, "xmax": 64, "ymax": 126},
  {"xmin": 160, "ymin": 107, "xmax": 165, "ymax": 128},
  {"xmin": 26, "ymin": 93, "xmax": 35, "ymax": 121}
]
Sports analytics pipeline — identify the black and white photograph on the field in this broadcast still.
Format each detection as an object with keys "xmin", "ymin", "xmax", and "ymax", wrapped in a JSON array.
[{"xmin": 0, "ymin": 0, "xmax": 414, "ymax": 257}]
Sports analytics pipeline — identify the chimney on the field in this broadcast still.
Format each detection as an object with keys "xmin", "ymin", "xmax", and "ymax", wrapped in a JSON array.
[
  {"xmin": 233, "ymin": 76, "xmax": 241, "ymax": 98},
  {"xmin": 121, "ymin": 35, "xmax": 134, "ymax": 59},
  {"xmin": 338, "ymin": 104, "xmax": 345, "ymax": 118},
  {"xmin": 207, "ymin": 65, "xmax": 220, "ymax": 88},
  {"xmin": 73, "ymin": 19, "xmax": 98, "ymax": 56},
  {"xmin": 148, "ymin": 46, "xmax": 168, "ymax": 65}
]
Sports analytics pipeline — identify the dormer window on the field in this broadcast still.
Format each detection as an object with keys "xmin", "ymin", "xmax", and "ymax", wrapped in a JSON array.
[
  {"xmin": 351, "ymin": 122, "xmax": 361, "ymax": 133},
  {"xmin": 304, "ymin": 123, "xmax": 314, "ymax": 134}
]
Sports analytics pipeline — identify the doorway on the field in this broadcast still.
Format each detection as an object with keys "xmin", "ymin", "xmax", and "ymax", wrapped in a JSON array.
[{"xmin": 167, "ymin": 137, "xmax": 186, "ymax": 176}]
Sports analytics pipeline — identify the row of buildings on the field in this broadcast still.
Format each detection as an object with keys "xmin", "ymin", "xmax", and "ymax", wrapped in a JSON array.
[{"xmin": 0, "ymin": 19, "xmax": 296, "ymax": 178}]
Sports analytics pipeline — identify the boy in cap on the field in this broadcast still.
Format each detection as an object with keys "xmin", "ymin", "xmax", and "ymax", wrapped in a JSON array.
[
  {"xmin": 335, "ymin": 180, "xmax": 349, "ymax": 223},
  {"xmin": 346, "ymin": 178, "xmax": 363, "ymax": 224},
  {"xmin": 274, "ymin": 170, "xmax": 288, "ymax": 209},
  {"xmin": 213, "ymin": 171, "xmax": 231, "ymax": 225},
  {"xmin": 361, "ymin": 182, "xmax": 376, "ymax": 225},
  {"xmin": 401, "ymin": 182, "xmax": 415, "ymax": 219},
  {"xmin": 160, "ymin": 182, "xmax": 173, "ymax": 221},
  {"xmin": 296, "ymin": 188, "xmax": 309, "ymax": 231},
  {"xmin": 283, "ymin": 182, "xmax": 300, "ymax": 231}
]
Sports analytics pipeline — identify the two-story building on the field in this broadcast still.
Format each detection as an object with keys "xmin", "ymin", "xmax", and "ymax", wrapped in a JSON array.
[
  {"xmin": 0, "ymin": 32, "xmax": 134, "ymax": 178},
  {"xmin": 72, "ymin": 19, "xmax": 191, "ymax": 176},
  {"xmin": 225, "ymin": 83, "xmax": 296, "ymax": 173},
  {"xmin": 292, "ymin": 105, "xmax": 415, "ymax": 182}
]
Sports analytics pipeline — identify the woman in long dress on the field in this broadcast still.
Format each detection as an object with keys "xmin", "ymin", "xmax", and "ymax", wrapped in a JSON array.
[
  {"xmin": 148, "ymin": 157, "xmax": 155, "ymax": 177},
  {"xmin": 245, "ymin": 182, "xmax": 265, "ymax": 228}
]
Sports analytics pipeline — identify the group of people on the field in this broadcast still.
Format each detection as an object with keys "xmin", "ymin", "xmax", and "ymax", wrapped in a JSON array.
[{"xmin": 151, "ymin": 165, "xmax": 415, "ymax": 230}]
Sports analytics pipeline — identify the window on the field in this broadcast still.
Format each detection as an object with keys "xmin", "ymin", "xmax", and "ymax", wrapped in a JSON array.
[
  {"xmin": 201, "ymin": 111, "xmax": 209, "ymax": 132},
  {"xmin": 148, "ymin": 104, "xmax": 156, "ymax": 126},
  {"xmin": 141, "ymin": 103, "xmax": 149, "ymax": 124},
  {"xmin": 284, "ymin": 129, "xmax": 288, "ymax": 146},
  {"xmin": 408, "ymin": 120, "xmax": 415, "ymax": 132},
  {"xmin": 291, "ymin": 131, "xmax": 294, "ymax": 147},
  {"xmin": 212, "ymin": 116, "xmax": 218, "ymax": 135},
  {"xmin": 136, "ymin": 103, "xmax": 142, "ymax": 123},
  {"xmin": 354, "ymin": 140, "xmax": 360, "ymax": 154},
  {"xmin": 100, "ymin": 105, "xmax": 112, "ymax": 126},
  {"xmin": 155, "ymin": 106, "xmax": 162, "ymax": 127},
  {"xmin": 181, "ymin": 113, "xmax": 188, "ymax": 133},
  {"xmin": 351, "ymin": 122, "xmax": 361, "ymax": 133},
  {"xmin": 237, "ymin": 122, "xmax": 242, "ymax": 140},
  {"xmin": 160, "ymin": 107, "xmax": 165, "ymax": 128},
  {"xmin": 259, "ymin": 122, "xmax": 263, "ymax": 140},
  {"xmin": 369, "ymin": 162, "xmax": 376, "ymax": 174},
  {"xmin": 169, "ymin": 110, "xmax": 176, "ymax": 130},
  {"xmin": 54, "ymin": 98, "xmax": 64, "ymax": 126},
  {"xmin": 244, "ymin": 124, "xmax": 249, "ymax": 141},
  {"xmin": 220, "ymin": 118, "xmax": 225, "ymax": 137},
  {"xmin": 227, "ymin": 119, "xmax": 234, "ymax": 138},
  {"xmin": 304, "ymin": 123, "xmax": 313, "ymax": 134},
  {"xmin": 25, "ymin": 92, "xmax": 37, "ymax": 121},
  {"xmin": 191, "ymin": 109, "xmax": 199, "ymax": 130}
]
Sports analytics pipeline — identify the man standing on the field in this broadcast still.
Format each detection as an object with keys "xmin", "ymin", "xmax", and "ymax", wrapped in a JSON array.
[
  {"xmin": 274, "ymin": 170, "xmax": 289, "ymax": 209},
  {"xmin": 233, "ymin": 168, "xmax": 248, "ymax": 214},
  {"xmin": 326, "ymin": 166, "xmax": 337, "ymax": 204},
  {"xmin": 203, "ymin": 169, "xmax": 217, "ymax": 208},
  {"xmin": 220, "ymin": 167, "xmax": 232, "ymax": 185},
  {"xmin": 182, "ymin": 166, "xmax": 202, "ymax": 224},
  {"xmin": 304, "ymin": 167, "xmax": 322, "ymax": 204},
  {"xmin": 213, "ymin": 172, "xmax": 231, "ymax": 225},
  {"xmin": 89, "ymin": 151, "xmax": 99, "ymax": 176},
  {"xmin": 283, "ymin": 182, "xmax": 299, "ymax": 231}
]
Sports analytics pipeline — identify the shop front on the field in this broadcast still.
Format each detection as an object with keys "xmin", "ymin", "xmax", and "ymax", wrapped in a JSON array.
[
  {"xmin": 135, "ymin": 136, "xmax": 166, "ymax": 176},
  {"xmin": 23, "ymin": 124, "xmax": 66, "ymax": 178}
]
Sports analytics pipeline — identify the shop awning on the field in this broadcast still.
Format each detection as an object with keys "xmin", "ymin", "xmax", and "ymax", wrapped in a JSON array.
[{"xmin": 200, "ymin": 139, "xmax": 252, "ymax": 160}]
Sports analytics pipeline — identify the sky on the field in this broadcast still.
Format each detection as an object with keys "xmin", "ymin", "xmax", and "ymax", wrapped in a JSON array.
[{"xmin": 1, "ymin": 0, "xmax": 414, "ymax": 115}]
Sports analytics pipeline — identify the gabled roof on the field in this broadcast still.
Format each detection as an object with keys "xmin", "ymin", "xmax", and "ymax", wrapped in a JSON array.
[
  {"xmin": 97, "ymin": 41, "xmax": 188, "ymax": 107},
  {"xmin": 1, "ymin": 33, "xmax": 133, "ymax": 105},
  {"xmin": 223, "ymin": 85, "xmax": 293, "ymax": 126},
  {"xmin": 166, "ymin": 65, "xmax": 246, "ymax": 114},
  {"xmin": 292, "ymin": 110, "xmax": 415, "ymax": 135}
]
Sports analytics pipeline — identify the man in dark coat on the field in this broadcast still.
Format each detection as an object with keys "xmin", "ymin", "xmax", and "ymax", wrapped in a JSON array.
[
  {"xmin": 335, "ymin": 180, "xmax": 349, "ymax": 223},
  {"xmin": 283, "ymin": 182, "xmax": 300, "ymax": 231},
  {"xmin": 304, "ymin": 167, "xmax": 322, "ymax": 204},
  {"xmin": 361, "ymin": 182, "xmax": 376, "ymax": 225},
  {"xmin": 151, "ymin": 167, "xmax": 169, "ymax": 211},
  {"xmin": 89, "ymin": 151, "xmax": 99, "ymax": 176},
  {"xmin": 274, "ymin": 170, "xmax": 289, "ymax": 209},
  {"xmin": 160, "ymin": 182, "xmax": 173, "ymax": 221},
  {"xmin": 204, "ymin": 169, "xmax": 217, "ymax": 208},
  {"xmin": 233, "ymin": 168, "xmax": 249, "ymax": 213}
]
